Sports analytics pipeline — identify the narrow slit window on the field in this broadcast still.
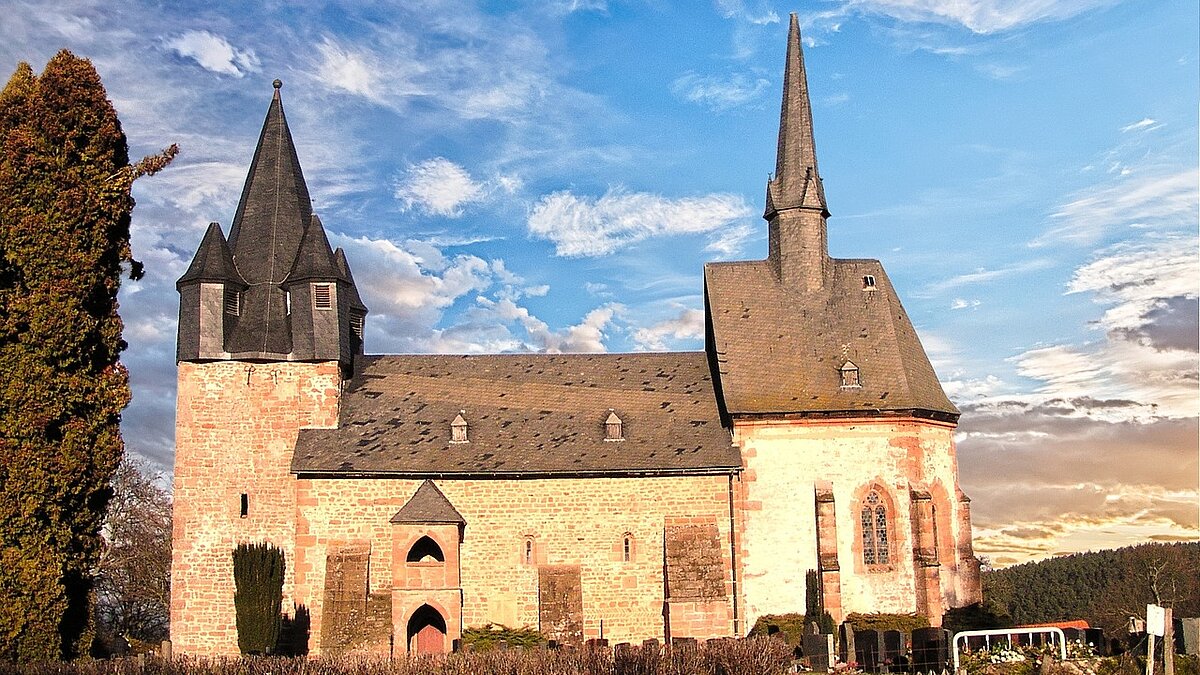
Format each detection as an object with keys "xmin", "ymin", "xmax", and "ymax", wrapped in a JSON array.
[
  {"xmin": 285, "ymin": 290, "xmax": 291, "ymax": 315},
  {"xmin": 622, "ymin": 534, "xmax": 633, "ymax": 562},
  {"xmin": 313, "ymin": 283, "xmax": 333, "ymax": 310},
  {"xmin": 523, "ymin": 538, "xmax": 534, "ymax": 565},
  {"xmin": 224, "ymin": 288, "xmax": 241, "ymax": 316},
  {"xmin": 239, "ymin": 493, "xmax": 248, "ymax": 518}
]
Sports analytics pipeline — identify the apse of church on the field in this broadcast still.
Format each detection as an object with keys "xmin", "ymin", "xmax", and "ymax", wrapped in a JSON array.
[{"xmin": 169, "ymin": 14, "xmax": 980, "ymax": 657}]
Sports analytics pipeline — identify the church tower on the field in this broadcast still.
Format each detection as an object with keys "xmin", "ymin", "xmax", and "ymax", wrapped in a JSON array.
[
  {"xmin": 170, "ymin": 80, "xmax": 367, "ymax": 655},
  {"xmin": 705, "ymin": 14, "xmax": 981, "ymax": 629}
]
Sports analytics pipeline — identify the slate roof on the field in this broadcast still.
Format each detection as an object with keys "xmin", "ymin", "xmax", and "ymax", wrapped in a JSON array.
[
  {"xmin": 225, "ymin": 81, "xmax": 312, "ymax": 355},
  {"xmin": 177, "ymin": 222, "xmax": 246, "ymax": 288},
  {"xmin": 390, "ymin": 481, "xmax": 466, "ymax": 524},
  {"xmin": 286, "ymin": 215, "xmax": 341, "ymax": 283},
  {"xmin": 765, "ymin": 13, "xmax": 827, "ymax": 220},
  {"xmin": 292, "ymin": 352, "xmax": 739, "ymax": 476},
  {"xmin": 704, "ymin": 258, "xmax": 958, "ymax": 419}
]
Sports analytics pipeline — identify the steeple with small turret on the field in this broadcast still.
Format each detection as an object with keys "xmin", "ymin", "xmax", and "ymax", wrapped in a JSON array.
[
  {"xmin": 176, "ymin": 80, "xmax": 367, "ymax": 367},
  {"xmin": 766, "ymin": 13, "xmax": 829, "ymax": 291}
]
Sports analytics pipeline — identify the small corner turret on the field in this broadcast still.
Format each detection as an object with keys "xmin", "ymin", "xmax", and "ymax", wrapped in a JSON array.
[{"xmin": 176, "ymin": 80, "xmax": 367, "ymax": 367}]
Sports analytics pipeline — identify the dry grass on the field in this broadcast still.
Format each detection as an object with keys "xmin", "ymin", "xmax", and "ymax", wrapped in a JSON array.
[{"xmin": 0, "ymin": 637, "xmax": 793, "ymax": 675}]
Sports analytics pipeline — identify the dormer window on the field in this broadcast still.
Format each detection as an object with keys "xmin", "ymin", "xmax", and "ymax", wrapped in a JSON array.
[
  {"xmin": 605, "ymin": 411, "xmax": 623, "ymax": 441},
  {"xmin": 840, "ymin": 361, "xmax": 861, "ymax": 388},
  {"xmin": 450, "ymin": 412, "xmax": 468, "ymax": 444},
  {"xmin": 350, "ymin": 310, "xmax": 365, "ymax": 340},
  {"xmin": 224, "ymin": 288, "xmax": 241, "ymax": 316},
  {"xmin": 862, "ymin": 275, "xmax": 876, "ymax": 290},
  {"xmin": 313, "ymin": 283, "xmax": 333, "ymax": 310}
]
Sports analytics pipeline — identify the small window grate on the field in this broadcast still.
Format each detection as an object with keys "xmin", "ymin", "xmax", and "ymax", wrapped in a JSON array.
[
  {"xmin": 450, "ymin": 412, "xmax": 468, "ymax": 443},
  {"xmin": 224, "ymin": 289, "xmax": 241, "ymax": 316},
  {"xmin": 605, "ymin": 410, "xmax": 623, "ymax": 441},
  {"xmin": 840, "ymin": 361, "xmax": 861, "ymax": 388},
  {"xmin": 313, "ymin": 283, "xmax": 333, "ymax": 310}
]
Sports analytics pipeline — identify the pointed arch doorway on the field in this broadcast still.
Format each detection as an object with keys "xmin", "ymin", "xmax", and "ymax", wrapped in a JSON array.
[{"xmin": 407, "ymin": 604, "xmax": 447, "ymax": 655}]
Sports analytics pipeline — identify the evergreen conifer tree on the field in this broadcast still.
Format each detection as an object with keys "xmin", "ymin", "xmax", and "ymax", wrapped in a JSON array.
[
  {"xmin": 233, "ymin": 542, "xmax": 285, "ymax": 655},
  {"xmin": 0, "ymin": 51, "xmax": 175, "ymax": 661}
]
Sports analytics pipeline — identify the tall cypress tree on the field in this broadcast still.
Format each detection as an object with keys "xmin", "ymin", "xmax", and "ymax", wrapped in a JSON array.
[{"xmin": 0, "ymin": 50, "xmax": 175, "ymax": 661}]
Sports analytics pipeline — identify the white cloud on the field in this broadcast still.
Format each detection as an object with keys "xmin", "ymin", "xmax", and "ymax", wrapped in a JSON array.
[
  {"xmin": 632, "ymin": 308, "xmax": 705, "ymax": 351},
  {"xmin": 671, "ymin": 71, "xmax": 771, "ymax": 112},
  {"xmin": 1121, "ymin": 118, "xmax": 1160, "ymax": 133},
  {"xmin": 950, "ymin": 297, "xmax": 981, "ymax": 310},
  {"xmin": 527, "ymin": 188, "xmax": 753, "ymax": 257},
  {"xmin": 166, "ymin": 30, "xmax": 259, "ymax": 77},
  {"xmin": 824, "ymin": 0, "xmax": 1116, "ymax": 34},
  {"xmin": 923, "ymin": 258, "xmax": 1054, "ymax": 294},
  {"xmin": 715, "ymin": 0, "xmax": 780, "ymax": 25},
  {"xmin": 704, "ymin": 222, "xmax": 756, "ymax": 257},
  {"xmin": 313, "ymin": 37, "xmax": 386, "ymax": 102},
  {"xmin": 1037, "ymin": 168, "xmax": 1199, "ymax": 246},
  {"xmin": 394, "ymin": 158, "xmax": 488, "ymax": 218}
]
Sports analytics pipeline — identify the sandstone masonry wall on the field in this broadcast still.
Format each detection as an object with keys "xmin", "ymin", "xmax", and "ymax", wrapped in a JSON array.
[
  {"xmin": 734, "ymin": 417, "xmax": 978, "ymax": 628},
  {"xmin": 293, "ymin": 474, "xmax": 738, "ymax": 653},
  {"xmin": 170, "ymin": 361, "xmax": 341, "ymax": 656}
]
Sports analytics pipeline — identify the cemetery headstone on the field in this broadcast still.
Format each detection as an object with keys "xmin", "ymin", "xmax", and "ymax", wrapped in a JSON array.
[
  {"xmin": 803, "ymin": 631, "xmax": 835, "ymax": 673},
  {"xmin": 840, "ymin": 622, "xmax": 856, "ymax": 665},
  {"xmin": 856, "ymin": 629, "xmax": 882, "ymax": 673},
  {"xmin": 882, "ymin": 630, "xmax": 904, "ymax": 673},
  {"xmin": 1177, "ymin": 618, "xmax": 1199, "ymax": 656},
  {"xmin": 911, "ymin": 627, "xmax": 951, "ymax": 674}
]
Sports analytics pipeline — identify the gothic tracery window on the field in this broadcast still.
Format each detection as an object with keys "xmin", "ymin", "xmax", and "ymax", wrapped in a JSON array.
[{"xmin": 861, "ymin": 489, "xmax": 890, "ymax": 566}]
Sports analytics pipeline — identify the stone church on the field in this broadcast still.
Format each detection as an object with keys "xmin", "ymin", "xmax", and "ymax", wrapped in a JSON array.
[{"xmin": 169, "ymin": 15, "xmax": 981, "ymax": 656}]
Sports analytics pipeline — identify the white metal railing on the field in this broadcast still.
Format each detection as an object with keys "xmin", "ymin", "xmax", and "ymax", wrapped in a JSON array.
[{"xmin": 952, "ymin": 627, "xmax": 1067, "ymax": 672}]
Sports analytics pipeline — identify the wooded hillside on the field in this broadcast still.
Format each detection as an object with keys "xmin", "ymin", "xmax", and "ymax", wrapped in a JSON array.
[{"xmin": 983, "ymin": 542, "xmax": 1200, "ymax": 636}]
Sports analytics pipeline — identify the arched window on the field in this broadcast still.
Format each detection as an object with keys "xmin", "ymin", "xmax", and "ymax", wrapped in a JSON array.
[
  {"xmin": 522, "ymin": 536, "xmax": 535, "ymax": 565},
  {"xmin": 406, "ymin": 535, "xmax": 445, "ymax": 563},
  {"xmin": 622, "ymin": 533, "xmax": 634, "ymax": 562},
  {"xmin": 861, "ymin": 490, "xmax": 890, "ymax": 565}
]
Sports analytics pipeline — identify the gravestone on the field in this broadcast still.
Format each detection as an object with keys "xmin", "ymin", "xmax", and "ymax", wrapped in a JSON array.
[
  {"xmin": 802, "ymin": 624, "xmax": 835, "ymax": 673},
  {"xmin": 1085, "ymin": 628, "xmax": 1106, "ymax": 655},
  {"xmin": 882, "ymin": 630, "xmax": 905, "ymax": 672},
  {"xmin": 856, "ymin": 629, "xmax": 882, "ymax": 673},
  {"xmin": 839, "ymin": 622, "xmax": 857, "ymax": 665},
  {"xmin": 911, "ymin": 627, "xmax": 951, "ymax": 674},
  {"xmin": 1177, "ymin": 618, "xmax": 1199, "ymax": 656}
]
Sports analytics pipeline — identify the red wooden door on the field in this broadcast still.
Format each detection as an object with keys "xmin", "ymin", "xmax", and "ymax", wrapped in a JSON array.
[{"xmin": 414, "ymin": 622, "xmax": 444, "ymax": 654}]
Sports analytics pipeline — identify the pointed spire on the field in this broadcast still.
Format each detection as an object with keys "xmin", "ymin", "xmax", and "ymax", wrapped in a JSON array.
[
  {"xmin": 227, "ymin": 79, "xmax": 313, "ymax": 285},
  {"xmin": 286, "ymin": 214, "xmax": 340, "ymax": 283},
  {"xmin": 766, "ymin": 13, "xmax": 828, "ymax": 219},
  {"xmin": 333, "ymin": 247, "xmax": 367, "ymax": 311},
  {"xmin": 177, "ymin": 222, "xmax": 246, "ymax": 288}
]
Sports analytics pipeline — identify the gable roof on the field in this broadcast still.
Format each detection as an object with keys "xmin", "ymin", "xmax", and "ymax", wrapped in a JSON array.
[
  {"xmin": 292, "ymin": 352, "xmax": 739, "ymax": 477},
  {"xmin": 704, "ymin": 257, "xmax": 958, "ymax": 419},
  {"xmin": 390, "ymin": 481, "xmax": 465, "ymax": 524}
]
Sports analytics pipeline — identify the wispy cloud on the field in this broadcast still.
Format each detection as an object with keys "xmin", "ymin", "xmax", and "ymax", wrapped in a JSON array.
[
  {"xmin": 670, "ymin": 71, "xmax": 772, "ymax": 112},
  {"xmin": 1036, "ymin": 168, "xmax": 1199, "ymax": 246},
  {"xmin": 923, "ymin": 258, "xmax": 1054, "ymax": 294},
  {"xmin": 1121, "ymin": 117, "xmax": 1161, "ymax": 133},
  {"xmin": 819, "ymin": 0, "xmax": 1117, "ymax": 34},
  {"xmin": 714, "ymin": 0, "xmax": 780, "ymax": 25},
  {"xmin": 165, "ymin": 30, "xmax": 259, "ymax": 77},
  {"xmin": 527, "ymin": 188, "xmax": 753, "ymax": 257}
]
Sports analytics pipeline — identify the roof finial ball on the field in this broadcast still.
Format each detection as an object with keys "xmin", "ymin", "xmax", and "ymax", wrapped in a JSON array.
[{"xmin": 273, "ymin": 78, "xmax": 283, "ymax": 90}]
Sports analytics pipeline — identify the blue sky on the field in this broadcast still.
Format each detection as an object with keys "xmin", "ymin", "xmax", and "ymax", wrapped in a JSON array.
[{"xmin": 3, "ymin": 0, "xmax": 1195, "ymax": 567}]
